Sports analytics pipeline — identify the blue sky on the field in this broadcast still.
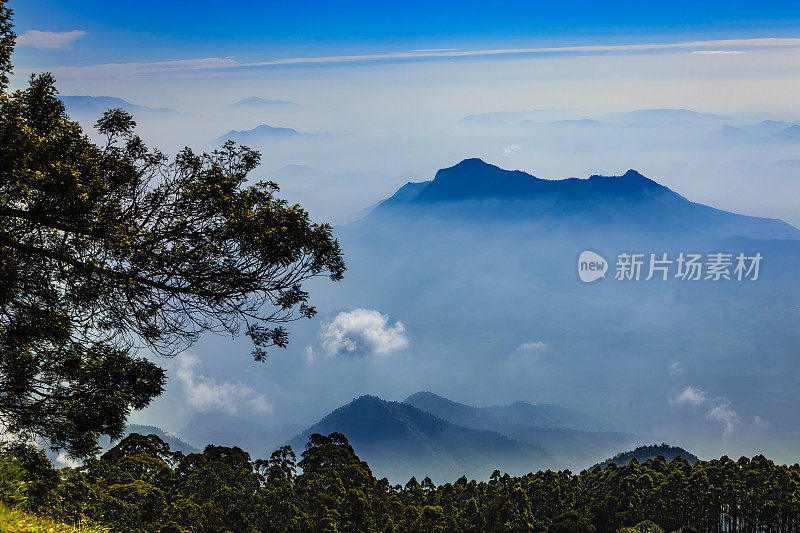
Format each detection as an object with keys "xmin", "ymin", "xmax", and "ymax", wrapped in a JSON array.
[{"xmin": 11, "ymin": 0, "xmax": 800, "ymax": 67}]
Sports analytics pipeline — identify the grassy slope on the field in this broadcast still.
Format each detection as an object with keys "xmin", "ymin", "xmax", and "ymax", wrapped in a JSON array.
[{"xmin": 0, "ymin": 504, "xmax": 109, "ymax": 533}]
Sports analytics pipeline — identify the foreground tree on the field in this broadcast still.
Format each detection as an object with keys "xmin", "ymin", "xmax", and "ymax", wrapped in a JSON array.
[{"xmin": 0, "ymin": 4, "xmax": 344, "ymax": 456}]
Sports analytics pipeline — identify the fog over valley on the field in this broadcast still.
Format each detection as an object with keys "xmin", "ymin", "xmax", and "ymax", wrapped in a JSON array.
[{"xmin": 21, "ymin": 35, "xmax": 800, "ymax": 478}]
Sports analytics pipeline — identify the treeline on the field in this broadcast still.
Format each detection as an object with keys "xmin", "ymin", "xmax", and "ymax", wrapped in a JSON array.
[{"xmin": 1, "ymin": 432, "xmax": 799, "ymax": 533}]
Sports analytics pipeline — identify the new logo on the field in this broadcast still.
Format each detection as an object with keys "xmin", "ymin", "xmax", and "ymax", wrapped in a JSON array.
[{"xmin": 578, "ymin": 250, "xmax": 608, "ymax": 283}]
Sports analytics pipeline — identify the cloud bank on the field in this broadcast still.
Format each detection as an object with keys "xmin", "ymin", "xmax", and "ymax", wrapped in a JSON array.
[
  {"xmin": 31, "ymin": 37, "xmax": 800, "ymax": 80},
  {"xmin": 175, "ymin": 354, "xmax": 271, "ymax": 414}
]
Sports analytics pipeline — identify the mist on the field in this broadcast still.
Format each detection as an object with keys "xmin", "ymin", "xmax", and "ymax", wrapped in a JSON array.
[{"xmin": 23, "ymin": 38, "xmax": 800, "ymax": 471}]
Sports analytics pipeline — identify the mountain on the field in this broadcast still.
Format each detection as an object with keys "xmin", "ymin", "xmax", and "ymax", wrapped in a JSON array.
[
  {"xmin": 367, "ymin": 158, "xmax": 799, "ymax": 240},
  {"xmin": 404, "ymin": 391, "xmax": 594, "ymax": 430},
  {"xmin": 598, "ymin": 108, "xmax": 728, "ymax": 125},
  {"xmin": 771, "ymin": 124, "xmax": 800, "ymax": 142},
  {"xmin": 286, "ymin": 395, "xmax": 550, "ymax": 483},
  {"xmin": 124, "ymin": 424, "xmax": 199, "ymax": 455},
  {"xmin": 94, "ymin": 424, "xmax": 199, "ymax": 456},
  {"xmin": 227, "ymin": 97, "xmax": 297, "ymax": 110},
  {"xmin": 213, "ymin": 124, "xmax": 309, "ymax": 145},
  {"xmin": 373, "ymin": 180, "xmax": 431, "ymax": 209},
  {"xmin": 592, "ymin": 444, "xmax": 700, "ymax": 470},
  {"xmin": 179, "ymin": 411, "xmax": 301, "ymax": 457},
  {"xmin": 736, "ymin": 120, "xmax": 795, "ymax": 136},
  {"xmin": 403, "ymin": 392, "xmax": 637, "ymax": 470},
  {"xmin": 462, "ymin": 108, "xmax": 585, "ymax": 124},
  {"xmin": 59, "ymin": 95, "xmax": 184, "ymax": 119}
]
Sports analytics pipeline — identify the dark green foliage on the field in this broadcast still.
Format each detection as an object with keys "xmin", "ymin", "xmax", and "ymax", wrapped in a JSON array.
[
  {"xmin": 0, "ymin": 442, "xmax": 59, "ymax": 511},
  {"xmin": 0, "ymin": 5, "xmax": 344, "ymax": 457},
  {"xmin": 0, "ymin": 2, "xmax": 12, "ymax": 91},
  {"xmin": 593, "ymin": 445, "xmax": 699, "ymax": 471},
  {"xmin": 3, "ymin": 434, "xmax": 800, "ymax": 533}
]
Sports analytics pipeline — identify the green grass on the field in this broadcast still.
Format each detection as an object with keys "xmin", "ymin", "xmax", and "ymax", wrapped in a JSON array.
[{"xmin": 0, "ymin": 504, "xmax": 109, "ymax": 533}]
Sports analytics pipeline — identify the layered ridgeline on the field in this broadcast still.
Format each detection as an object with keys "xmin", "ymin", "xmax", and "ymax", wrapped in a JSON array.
[
  {"xmin": 284, "ymin": 393, "xmax": 639, "ymax": 482},
  {"xmin": 285, "ymin": 395, "xmax": 550, "ymax": 483},
  {"xmin": 403, "ymin": 392, "xmax": 635, "ymax": 470}
]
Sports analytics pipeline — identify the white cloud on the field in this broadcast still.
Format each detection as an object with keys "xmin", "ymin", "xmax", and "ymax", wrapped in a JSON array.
[
  {"xmin": 304, "ymin": 345, "xmax": 316, "ymax": 364},
  {"xmin": 669, "ymin": 362, "xmax": 686, "ymax": 376},
  {"xmin": 16, "ymin": 30, "xmax": 87, "ymax": 50},
  {"xmin": 707, "ymin": 402, "xmax": 740, "ymax": 438},
  {"xmin": 321, "ymin": 309, "xmax": 408, "ymax": 357},
  {"xmin": 503, "ymin": 144, "xmax": 520, "ymax": 157},
  {"xmin": 690, "ymin": 50, "xmax": 746, "ymax": 55},
  {"xmin": 175, "ymin": 354, "xmax": 271, "ymax": 414},
  {"xmin": 670, "ymin": 386, "xmax": 706, "ymax": 406},
  {"xmin": 753, "ymin": 415, "xmax": 770, "ymax": 429},
  {"xmin": 518, "ymin": 341, "xmax": 546, "ymax": 351},
  {"xmin": 668, "ymin": 386, "xmax": 740, "ymax": 437},
  {"xmin": 32, "ymin": 37, "xmax": 800, "ymax": 80}
]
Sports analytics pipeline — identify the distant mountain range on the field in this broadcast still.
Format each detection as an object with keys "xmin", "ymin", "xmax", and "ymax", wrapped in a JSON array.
[
  {"xmin": 598, "ymin": 108, "xmax": 730, "ymax": 125},
  {"xmin": 226, "ymin": 97, "xmax": 297, "ymax": 110},
  {"xmin": 464, "ymin": 107, "xmax": 785, "ymax": 127},
  {"xmin": 104, "ymin": 400, "xmax": 689, "ymax": 484},
  {"xmin": 592, "ymin": 444, "xmax": 700, "ymax": 470},
  {"xmin": 278, "ymin": 392, "xmax": 643, "ymax": 482},
  {"xmin": 96, "ymin": 423, "xmax": 198, "ymax": 456},
  {"xmin": 59, "ymin": 95, "xmax": 185, "ymax": 120},
  {"xmin": 404, "ymin": 391, "xmax": 597, "ymax": 430},
  {"xmin": 213, "ymin": 124, "xmax": 315, "ymax": 145},
  {"xmin": 179, "ymin": 411, "xmax": 302, "ymax": 457},
  {"xmin": 286, "ymin": 395, "xmax": 551, "ymax": 482},
  {"xmin": 366, "ymin": 158, "xmax": 799, "ymax": 240},
  {"xmin": 402, "ymin": 392, "xmax": 636, "ymax": 472}
]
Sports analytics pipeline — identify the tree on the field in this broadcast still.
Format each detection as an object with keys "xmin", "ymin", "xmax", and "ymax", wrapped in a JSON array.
[
  {"xmin": 0, "ymin": 1, "xmax": 12, "ymax": 91},
  {"xmin": 0, "ymin": 4, "xmax": 344, "ymax": 456}
]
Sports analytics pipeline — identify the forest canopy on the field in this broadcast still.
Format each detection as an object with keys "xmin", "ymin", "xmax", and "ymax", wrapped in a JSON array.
[{"xmin": 1, "ymin": 432, "xmax": 798, "ymax": 533}]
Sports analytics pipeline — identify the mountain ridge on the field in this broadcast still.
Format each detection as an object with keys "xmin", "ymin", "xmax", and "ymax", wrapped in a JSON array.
[
  {"xmin": 365, "ymin": 158, "xmax": 799, "ymax": 240},
  {"xmin": 285, "ymin": 394, "xmax": 550, "ymax": 483},
  {"xmin": 403, "ymin": 391, "xmax": 638, "ymax": 470}
]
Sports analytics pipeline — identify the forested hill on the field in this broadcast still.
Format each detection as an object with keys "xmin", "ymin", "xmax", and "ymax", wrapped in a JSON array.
[
  {"xmin": 593, "ymin": 444, "xmax": 700, "ymax": 470},
  {"xmin": 285, "ymin": 395, "xmax": 550, "ymax": 482}
]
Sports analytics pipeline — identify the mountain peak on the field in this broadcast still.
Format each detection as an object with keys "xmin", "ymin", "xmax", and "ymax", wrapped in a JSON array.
[
  {"xmin": 404, "ymin": 391, "xmax": 445, "ymax": 402},
  {"xmin": 453, "ymin": 157, "xmax": 493, "ymax": 168},
  {"xmin": 352, "ymin": 394, "xmax": 385, "ymax": 405},
  {"xmin": 400, "ymin": 159, "xmax": 670, "ymax": 205},
  {"xmin": 622, "ymin": 169, "xmax": 645, "ymax": 179}
]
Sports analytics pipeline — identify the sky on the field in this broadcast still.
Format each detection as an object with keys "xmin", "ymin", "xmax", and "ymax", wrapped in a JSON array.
[
  {"xmin": 10, "ymin": 1, "xmax": 800, "ymax": 65},
  {"xmin": 9, "ymin": 1, "xmax": 800, "ymax": 466}
]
